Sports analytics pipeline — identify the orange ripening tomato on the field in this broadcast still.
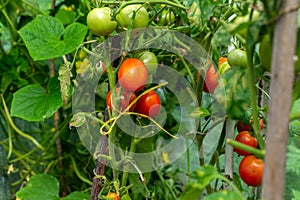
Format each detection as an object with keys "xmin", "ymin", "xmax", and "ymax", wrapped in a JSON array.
[
  {"xmin": 107, "ymin": 192, "xmax": 120, "ymax": 200},
  {"xmin": 118, "ymin": 58, "xmax": 148, "ymax": 92},
  {"xmin": 218, "ymin": 57, "xmax": 228, "ymax": 66},
  {"xmin": 218, "ymin": 57, "xmax": 231, "ymax": 74}
]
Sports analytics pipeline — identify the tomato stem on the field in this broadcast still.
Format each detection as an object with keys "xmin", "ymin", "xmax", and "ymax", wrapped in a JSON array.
[
  {"xmin": 245, "ymin": 46, "xmax": 265, "ymax": 150},
  {"xmin": 113, "ymin": 0, "xmax": 187, "ymax": 16},
  {"xmin": 227, "ymin": 139, "xmax": 265, "ymax": 159},
  {"xmin": 218, "ymin": 175, "xmax": 245, "ymax": 199},
  {"xmin": 178, "ymin": 55, "xmax": 195, "ymax": 88},
  {"xmin": 69, "ymin": 155, "xmax": 93, "ymax": 186}
]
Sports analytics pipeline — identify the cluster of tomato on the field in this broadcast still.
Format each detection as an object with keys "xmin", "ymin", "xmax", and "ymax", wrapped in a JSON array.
[
  {"xmin": 106, "ymin": 54, "xmax": 161, "ymax": 118},
  {"xmin": 86, "ymin": 5, "xmax": 175, "ymax": 37},
  {"xmin": 234, "ymin": 119, "xmax": 264, "ymax": 187},
  {"xmin": 202, "ymin": 48, "xmax": 250, "ymax": 94}
]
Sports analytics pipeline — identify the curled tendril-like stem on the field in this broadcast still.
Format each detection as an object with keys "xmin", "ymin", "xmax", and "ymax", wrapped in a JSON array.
[{"xmin": 99, "ymin": 82, "xmax": 177, "ymax": 139}]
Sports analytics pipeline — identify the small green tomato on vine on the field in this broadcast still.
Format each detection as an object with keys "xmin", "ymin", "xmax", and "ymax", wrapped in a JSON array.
[
  {"xmin": 86, "ymin": 7, "xmax": 117, "ymax": 36},
  {"xmin": 116, "ymin": 4, "xmax": 149, "ymax": 29}
]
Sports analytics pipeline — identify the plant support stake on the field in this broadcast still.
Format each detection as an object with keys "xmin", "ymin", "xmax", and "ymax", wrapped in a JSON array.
[{"xmin": 262, "ymin": 0, "xmax": 299, "ymax": 199}]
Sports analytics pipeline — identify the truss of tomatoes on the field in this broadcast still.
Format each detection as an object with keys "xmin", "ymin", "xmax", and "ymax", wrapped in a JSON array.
[
  {"xmin": 106, "ymin": 57, "xmax": 161, "ymax": 118},
  {"xmin": 234, "ymin": 119, "xmax": 265, "ymax": 187}
]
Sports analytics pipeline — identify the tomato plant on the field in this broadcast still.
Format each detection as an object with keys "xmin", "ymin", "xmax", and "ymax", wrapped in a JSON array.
[
  {"xmin": 86, "ymin": 7, "xmax": 117, "ymax": 36},
  {"xmin": 106, "ymin": 88, "xmax": 137, "ymax": 112},
  {"xmin": 118, "ymin": 58, "xmax": 148, "ymax": 92},
  {"xmin": 239, "ymin": 155, "xmax": 264, "ymax": 187},
  {"xmin": 234, "ymin": 131, "xmax": 258, "ymax": 156},
  {"xmin": 2, "ymin": 1, "xmax": 299, "ymax": 200},
  {"xmin": 116, "ymin": 4, "xmax": 149, "ymax": 29},
  {"xmin": 135, "ymin": 91, "xmax": 161, "ymax": 118}
]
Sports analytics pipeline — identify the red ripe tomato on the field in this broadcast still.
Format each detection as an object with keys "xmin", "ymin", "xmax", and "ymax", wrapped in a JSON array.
[
  {"xmin": 236, "ymin": 120, "xmax": 251, "ymax": 132},
  {"xmin": 118, "ymin": 58, "xmax": 148, "ymax": 92},
  {"xmin": 106, "ymin": 88, "xmax": 137, "ymax": 112},
  {"xmin": 107, "ymin": 192, "xmax": 120, "ymax": 200},
  {"xmin": 239, "ymin": 155, "xmax": 264, "ymax": 187},
  {"xmin": 135, "ymin": 91, "xmax": 160, "ymax": 118},
  {"xmin": 234, "ymin": 131, "xmax": 258, "ymax": 156},
  {"xmin": 237, "ymin": 118, "xmax": 264, "ymax": 132},
  {"xmin": 203, "ymin": 63, "xmax": 218, "ymax": 94}
]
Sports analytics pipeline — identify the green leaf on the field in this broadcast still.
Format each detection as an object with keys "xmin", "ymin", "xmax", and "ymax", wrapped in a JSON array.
[
  {"xmin": 16, "ymin": 174, "xmax": 60, "ymax": 200},
  {"xmin": 190, "ymin": 107, "xmax": 210, "ymax": 118},
  {"xmin": 55, "ymin": 6, "xmax": 76, "ymax": 25},
  {"xmin": 215, "ymin": 67, "xmax": 250, "ymax": 120},
  {"xmin": 180, "ymin": 166, "xmax": 222, "ymax": 200},
  {"xmin": 186, "ymin": 0, "xmax": 222, "ymax": 36},
  {"xmin": 18, "ymin": 15, "xmax": 88, "ymax": 60},
  {"xmin": 121, "ymin": 193, "xmax": 132, "ymax": 200},
  {"xmin": 11, "ymin": 78, "xmax": 63, "ymax": 121},
  {"xmin": 0, "ymin": 75, "xmax": 12, "ymax": 93},
  {"xmin": 191, "ymin": 165, "xmax": 221, "ymax": 184},
  {"xmin": 203, "ymin": 190, "xmax": 243, "ymax": 200},
  {"xmin": 179, "ymin": 182, "xmax": 203, "ymax": 200},
  {"xmin": 292, "ymin": 189, "xmax": 300, "ymax": 200},
  {"xmin": 286, "ymin": 143, "xmax": 300, "ymax": 174},
  {"xmin": 63, "ymin": 191, "xmax": 90, "ymax": 200},
  {"xmin": 212, "ymin": 26, "xmax": 231, "ymax": 49}
]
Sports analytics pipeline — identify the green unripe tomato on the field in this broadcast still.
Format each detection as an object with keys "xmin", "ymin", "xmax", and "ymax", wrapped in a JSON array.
[
  {"xmin": 157, "ymin": 10, "xmax": 175, "ymax": 26},
  {"xmin": 116, "ymin": 4, "xmax": 149, "ymax": 28},
  {"xmin": 227, "ymin": 49, "xmax": 248, "ymax": 68},
  {"xmin": 259, "ymin": 34, "xmax": 272, "ymax": 71},
  {"xmin": 138, "ymin": 51, "xmax": 158, "ymax": 74},
  {"xmin": 87, "ymin": 7, "xmax": 117, "ymax": 36}
]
